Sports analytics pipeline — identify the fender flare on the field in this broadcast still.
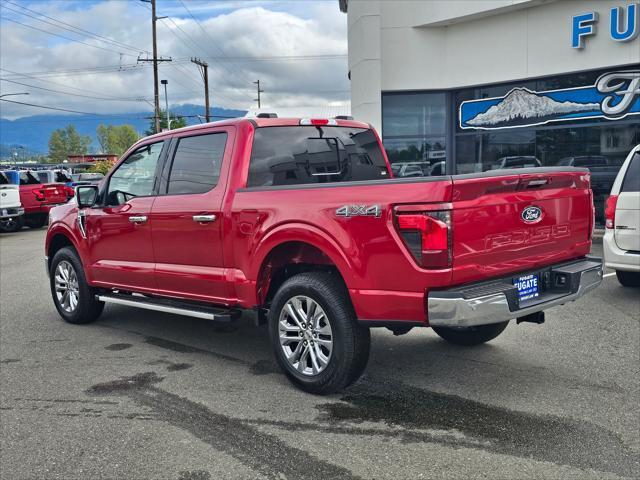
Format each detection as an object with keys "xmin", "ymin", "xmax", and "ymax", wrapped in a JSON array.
[{"xmin": 250, "ymin": 222, "xmax": 357, "ymax": 286}]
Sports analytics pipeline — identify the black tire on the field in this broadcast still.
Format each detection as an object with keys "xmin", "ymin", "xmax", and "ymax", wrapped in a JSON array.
[
  {"xmin": 50, "ymin": 247, "xmax": 104, "ymax": 324},
  {"xmin": 433, "ymin": 321, "xmax": 509, "ymax": 346},
  {"xmin": 0, "ymin": 215, "xmax": 24, "ymax": 233},
  {"xmin": 268, "ymin": 272, "xmax": 370, "ymax": 394},
  {"xmin": 616, "ymin": 270, "xmax": 640, "ymax": 288},
  {"xmin": 26, "ymin": 214, "xmax": 47, "ymax": 229}
]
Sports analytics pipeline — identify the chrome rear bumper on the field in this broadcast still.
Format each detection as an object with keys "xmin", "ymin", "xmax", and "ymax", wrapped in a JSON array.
[{"xmin": 427, "ymin": 257, "xmax": 603, "ymax": 328}]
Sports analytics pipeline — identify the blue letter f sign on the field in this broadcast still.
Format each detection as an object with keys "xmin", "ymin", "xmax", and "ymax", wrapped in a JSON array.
[{"xmin": 572, "ymin": 12, "xmax": 598, "ymax": 48}]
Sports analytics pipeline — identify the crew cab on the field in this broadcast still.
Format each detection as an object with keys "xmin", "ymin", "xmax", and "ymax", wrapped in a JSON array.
[
  {"xmin": 45, "ymin": 117, "xmax": 603, "ymax": 393},
  {"xmin": 18, "ymin": 170, "xmax": 69, "ymax": 228},
  {"xmin": 0, "ymin": 171, "xmax": 24, "ymax": 233}
]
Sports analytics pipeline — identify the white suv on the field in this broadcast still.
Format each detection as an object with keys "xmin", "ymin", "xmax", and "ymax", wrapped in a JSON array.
[{"xmin": 603, "ymin": 145, "xmax": 640, "ymax": 287}]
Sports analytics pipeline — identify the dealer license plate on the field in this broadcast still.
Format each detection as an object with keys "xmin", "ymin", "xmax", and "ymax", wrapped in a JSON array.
[{"xmin": 513, "ymin": 274, "xmax": 539, "ymax": 302}]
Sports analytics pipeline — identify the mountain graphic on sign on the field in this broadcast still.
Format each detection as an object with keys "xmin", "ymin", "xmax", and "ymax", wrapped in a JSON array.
[{"xmin": 466, "ymin": 88, "xmax": 600, "ymax": 128}]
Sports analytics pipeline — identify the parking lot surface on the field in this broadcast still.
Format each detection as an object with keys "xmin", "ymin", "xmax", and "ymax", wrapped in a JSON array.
[{"xmin": 1, "ymin": 228, "xmax": 638, "ymax": 480}]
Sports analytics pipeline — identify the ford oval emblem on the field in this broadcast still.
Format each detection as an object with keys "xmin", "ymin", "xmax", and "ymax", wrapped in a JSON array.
[{"xmin": 522, "ymin": 206, "xmax": 543, "ymax": 224}]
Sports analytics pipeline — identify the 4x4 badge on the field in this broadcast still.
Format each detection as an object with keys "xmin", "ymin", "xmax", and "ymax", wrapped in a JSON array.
[{"xmin": 336, "ymin": 205, "xmax": 381, "ymax": 218}]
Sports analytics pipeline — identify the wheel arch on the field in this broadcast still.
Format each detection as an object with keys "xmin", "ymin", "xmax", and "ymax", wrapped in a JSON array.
[
  {"xmin": 46, "ymin": 226, "xmax": 81, "ymax": 271},
  {"xmin": 252, "ymin": 225, "xmax": 355, "ymax": 307}
]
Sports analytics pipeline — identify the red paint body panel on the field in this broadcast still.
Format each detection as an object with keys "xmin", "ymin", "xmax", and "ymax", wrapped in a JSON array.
[
  {"xmin": 20, "ymin": 183, "xmax": 68, "ymax": 215},
  {"xmin": 46, "ymin": 117, "xmax": 594, "ymax": 325}
]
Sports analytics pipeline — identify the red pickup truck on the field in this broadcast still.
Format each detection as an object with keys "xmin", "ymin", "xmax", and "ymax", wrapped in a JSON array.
[
  {"xmin": 19, "ymin": 170, "xmax": 69, "ymax": 228},
  {"xmin": 45, "ymin": 117, "xmax": 602, "ymax": 393}
]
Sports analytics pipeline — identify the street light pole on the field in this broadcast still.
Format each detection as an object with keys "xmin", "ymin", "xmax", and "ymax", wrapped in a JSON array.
[
  {"xmin": 161, "ymin": 79, "xmax": 170, "ymax": 130},
  {"xmin": 0, "ymin": 92, "xmax": 30, "ymax": 99}
]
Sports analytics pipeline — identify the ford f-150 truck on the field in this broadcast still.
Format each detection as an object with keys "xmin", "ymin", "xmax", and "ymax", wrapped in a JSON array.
[
  {"xmin": 45, "ymin": 117, "xmax": 603, "ymax": 393},
  {"xmin": 19, "ymin": 170, "xmax": 69, "ymax": 228}
]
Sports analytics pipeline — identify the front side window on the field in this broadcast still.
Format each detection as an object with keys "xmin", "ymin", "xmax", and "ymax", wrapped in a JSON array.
[
  {"xmin": 248, "ymin": 126, "xmax": 388, "ymax": 187},
  {"xmin": 107, "ymin": 142, "xmax": 163, "ymax": 205},
  {"xmin": 167, "ymin": 133, "xmax": 227, "ymax": 195}
]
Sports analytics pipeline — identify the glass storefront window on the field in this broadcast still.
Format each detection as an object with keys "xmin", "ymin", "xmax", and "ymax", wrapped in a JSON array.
[
  {"xmin": 456, "ymin": 123, "xmax": 640, "ymax": 223},
  {"xmin": 382, "ymin": 92, "xmax": 447, "ymax": 177}
]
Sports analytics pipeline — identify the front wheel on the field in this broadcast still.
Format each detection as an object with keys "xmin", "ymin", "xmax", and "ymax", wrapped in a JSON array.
[
  {"xmin": 432, "ymin": 321, "xmax": 509, "ymax": 346},
  {"xmin": 616, "ymin": 270, "xmax": 640, "ymax": 288},
  {"xmin": 50, "ymin": 247, "xmax": 104, "ymax": 324},
  {"xmin": 269, "ymin": 272, "xmax": 370, "ymax": 394},
  {"xmin": 0, "ymin": 216, "xmax": 24, "ymax": 233}
]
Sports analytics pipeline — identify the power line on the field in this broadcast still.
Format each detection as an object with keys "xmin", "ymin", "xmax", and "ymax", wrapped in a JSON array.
[
  {"xmin": 0, "ymin": 78, "xmax": 150, "ymax": 103},
  {"xmin": 175, "ymin": 0, "xmax": 254, "ymax": 85},
  {"xmin": 1, "ymin": 1, "xmax": 147, "ymax": 55},
  {"xmin": 1, "ymin": 17, "xmax": 138, "ymax": 57},
  {"xmin": 0, "ymin": 67, "xmax": 152, "ymax": 101},
  {"xmin": 0, "ymin": 98, "xmax": 150, "ymax": 117}
]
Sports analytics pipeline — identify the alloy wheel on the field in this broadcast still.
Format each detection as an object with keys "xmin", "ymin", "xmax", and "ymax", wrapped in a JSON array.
[
  {"xmin": 54, "ymin": 261, "xmax": 80, "ymax": 313},
  {"xmin": 278, "ymin": 295, "xmax": 333, "ymax": 376}
]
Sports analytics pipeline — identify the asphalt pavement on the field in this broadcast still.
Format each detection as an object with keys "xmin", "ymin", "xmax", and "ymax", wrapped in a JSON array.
[{"xmin": 1, "ymin": 228, "xmax": 638, "ymax": 480}]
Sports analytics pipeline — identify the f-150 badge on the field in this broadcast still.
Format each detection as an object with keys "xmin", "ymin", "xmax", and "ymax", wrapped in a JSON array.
[{"xmin": 336, "ymin": 205, "xmax": 381, "ymax": 218}]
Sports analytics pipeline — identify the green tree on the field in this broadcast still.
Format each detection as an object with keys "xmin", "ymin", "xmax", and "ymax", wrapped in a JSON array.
[
  {"xmin": 144, "ymin": 109, "xmax": 187, "ymax": 136},
  {"xmin": 47, "ymin": 125, "xmax": 91, "ymax": 163},
  {"xmin": 96, "ymin": 124, "xmax": 139, "ymax": 156},
  {"xmin": 87, "ymin": 159, "xmax": 116, "ymax": 175}
]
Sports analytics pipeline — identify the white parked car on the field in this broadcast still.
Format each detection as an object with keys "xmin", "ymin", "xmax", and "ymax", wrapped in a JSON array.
[
  {"xmin": 603, "ymin": 145, "xmax": 640, "ymax": 287},
  {"xmin": 0, "ymin": 171, "xmax": 24, "ymax": 233}
]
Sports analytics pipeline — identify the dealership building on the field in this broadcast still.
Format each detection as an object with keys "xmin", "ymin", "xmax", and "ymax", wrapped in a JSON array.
[{"xmin": 339, "ymin": 0, "xmax": 640, "ymax": 221}]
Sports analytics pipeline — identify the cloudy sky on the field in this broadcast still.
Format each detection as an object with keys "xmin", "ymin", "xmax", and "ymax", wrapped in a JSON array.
[{"xmin": 0, "ymin": 0, "xmax": 348, "ymax": 119}]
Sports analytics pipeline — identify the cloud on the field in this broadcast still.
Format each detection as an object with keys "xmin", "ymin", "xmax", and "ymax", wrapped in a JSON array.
[{"xmin": 0, "ymin": 0, "xmax": 349, "ymax": 119}]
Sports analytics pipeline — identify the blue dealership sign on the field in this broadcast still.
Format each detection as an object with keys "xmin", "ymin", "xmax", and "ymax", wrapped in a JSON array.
[{"xmin": 459, "ymin": 70, "xmax": 640, "ymax": 130}]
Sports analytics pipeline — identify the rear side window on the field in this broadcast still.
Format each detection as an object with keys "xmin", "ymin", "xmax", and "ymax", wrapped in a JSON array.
[
  {"xmin": 621, "ymin": 153, "xmax": 640, "ymax": 193},
  {"xmin": 19, "ymin": 172, "xmax": 40, "ymax": 185},
  {"xmin": 0, "ymin": 172, "xmax": 8, "ymax": 185},
  {"xmin": 167, "ymin": 133, "xmax": 227, "ymax": 195},
  {"xmin": 247, "ymin": 126, "xmax": 389, "ymax": 187}
]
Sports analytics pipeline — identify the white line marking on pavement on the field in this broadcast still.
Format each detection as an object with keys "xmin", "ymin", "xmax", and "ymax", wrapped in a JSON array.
[{"xmin": 603, "ymin": 272, "xmax": 616, "ymax": 278}]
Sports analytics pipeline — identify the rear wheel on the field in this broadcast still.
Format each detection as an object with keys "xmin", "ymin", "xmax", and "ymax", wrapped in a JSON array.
[
  {"xmin": 433, "ymin": 321, "xmax": 509, "ymax": 346},
  {"xmin": 269, "ymin": 272, "xmax": 370, "ymax": 394},
  {"xmin": 616, "ymin": 270, "xmax": 640, "ymax": 288},
  {"xmin": 50, "ymin": 247, "xmax": 104, "ymax": 324},
  {"xmin": 0, "ymin": 216, "xmax": 24, "ymax": 233},
  {"xmin": 26, "ymin": 214, "xmax": 47, "ymax": 229}
]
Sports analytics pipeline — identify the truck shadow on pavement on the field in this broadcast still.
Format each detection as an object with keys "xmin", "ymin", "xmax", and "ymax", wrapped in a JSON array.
[{"xmin": 90, "ymin": 305, "xmax": 639, "ymax": 479}]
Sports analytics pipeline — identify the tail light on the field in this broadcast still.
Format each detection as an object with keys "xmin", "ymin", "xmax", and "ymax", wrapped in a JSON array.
[
  {"xmin": 33, "ymin": 188, "xmax": 45, "ymax": 202},
  {"xmin": 605, "ymin": 195, "xmax": 618, "ymax": 229},
  {"xmin": 395, "ymin": 207, "xmax": 452, "ymax": 269}
]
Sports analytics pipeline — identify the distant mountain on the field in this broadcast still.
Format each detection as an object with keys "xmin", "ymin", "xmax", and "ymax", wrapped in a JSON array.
[
  {"xmin": 0, "ymin": 104, "xmax": 246, "ymax": 157},
  {"xmin": 467, "ymin": 88, "xmax": 599, "ymax": 127}
]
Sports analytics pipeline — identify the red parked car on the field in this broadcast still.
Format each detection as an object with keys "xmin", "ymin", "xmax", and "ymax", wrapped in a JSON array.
[
  {"xmin": 45, "ymin": 117, "xmax": 602, "ymax": 393},
  {"xmin": 19, "ymin": 171, "xmax": 69, "ymax": 229}
]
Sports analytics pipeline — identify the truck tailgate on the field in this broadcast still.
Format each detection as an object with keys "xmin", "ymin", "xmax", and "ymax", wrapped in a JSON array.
[
  {"xmin": 451, "ymin": 168, "xmax": 592, "ymax": 285},
  {"xmin": 41, "ymin": 184, "xmax": 68, "ymax": 205}
]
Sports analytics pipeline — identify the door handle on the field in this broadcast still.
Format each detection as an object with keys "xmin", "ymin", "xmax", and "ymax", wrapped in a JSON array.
[
  {"xmin": 193, "ymin": 214, "xmax": 216, "ymax": 223},
  {"xmin": 129, "ymin": 215, "xmax": 148, "ymax": 224}
]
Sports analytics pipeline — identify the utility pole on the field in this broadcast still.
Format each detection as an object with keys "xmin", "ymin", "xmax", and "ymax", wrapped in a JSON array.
[
  {"xmin": 253, "ymin": 80, "xmax": 263, "ymax": 108},
  {"xmin": 139, "ymin": 0, "xmax": 171, "ymax": 133},
  {"xmin": 191, "ymin": 58, "xmax": 210, "ymax": 123}
]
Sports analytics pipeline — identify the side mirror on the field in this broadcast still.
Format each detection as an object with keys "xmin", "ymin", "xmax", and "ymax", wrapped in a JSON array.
[{"xmin": 76, "ymin": 185, "xmax": 98, "ymax": 208}]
